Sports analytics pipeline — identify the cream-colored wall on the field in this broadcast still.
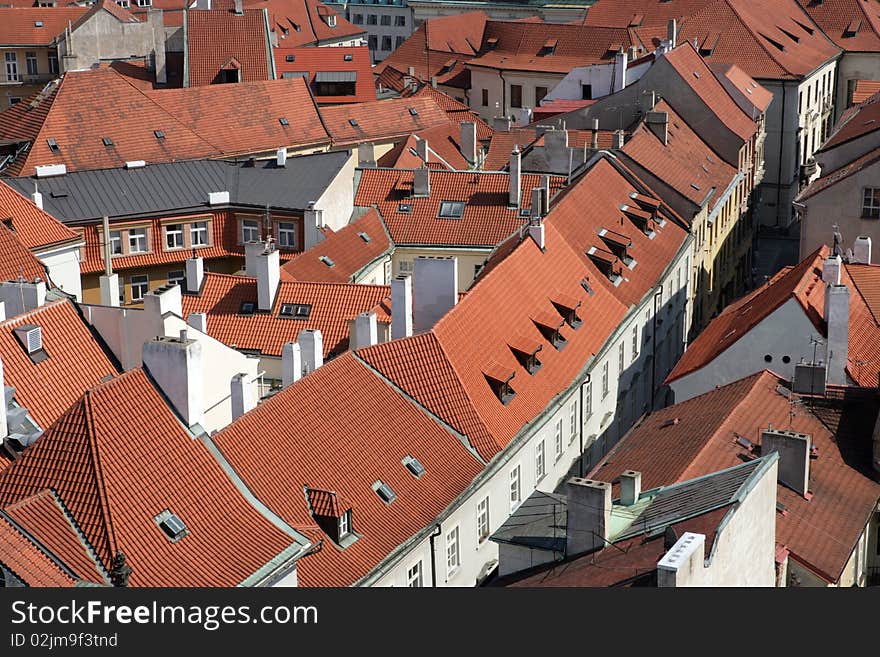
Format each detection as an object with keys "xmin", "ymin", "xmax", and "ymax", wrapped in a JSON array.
[
  {"xmin": 392, "ymin": 247, "xmax": 492, "ymax": 292},
  {"xmin": 468, "ymin": 67, "xmax": 566, "ymax": 121}
]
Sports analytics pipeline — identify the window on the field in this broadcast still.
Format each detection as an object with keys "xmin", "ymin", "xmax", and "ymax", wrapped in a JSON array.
[
  {"xmin": 398, "ymin": 260, "xmax": 413, "ymax": 274},
  {"xmin": 569, "ymin": 401, "xmax": 577, "ymax": 444},
  {"xmin": 510, "ymin": 84, "xmax": 523, "ymax": 109},
  {"xmin": 5, "ymin": 52, "xmax": 19, "ymax": 82},
  {"xmin": 368, "ymin": 35, "xmax": 378, "ymax": 50},
  {"xmin": 395, "ymin": 36, "xmax": 404, "ymax": 49},
  {"xmin": 326, "ymin": 14, "xmax": 336, "ymax": 27},
  {"xmin": 554, "ymin": 419, "xmax": 563, "ymax": 461},
  {"xmin": 631, "ymin": 325, "xmax": 639, "ymax": 360},
  {"xmin": 25, "ymin": 52, "xmax": 37, "ymax": 77},
  {"xmin": 381, "ymin": 36, "xmax": 392, "ymax": 51},
  {"xmin": 116, "ymin": 0, "xmax": 130, "ymax": 7},
  {"xmin": 863, "ymin": 188, "xmax": 880, "ymax": 219},
  {"xmin": 380, "ymin": 14, "xmax": 391, "ymax": 25},
  {"xmin": 109, "ymin": 230, "xmax": 122, "ymax": 255},
  {"xmin": 191, "ymin": 221, "xmax": 208, "ymax": 246},
  {"xmin": 165, "ymin": 224, "xmax": 183, "ymax": 250},
  {"xmin": 581, "ymin": 83, "xmax": 592, "ymax": 100},
  {"xmin": 8, "ymin": 97, "xmax": 20, "ymax": 106},
  {"xmin": 130, "ymin": 274, "xmax": 149, "ymax": 302},
  {"xmin": 367, "ymin": 14, "xmax": 378, "ymax": 24},
  {"xmin": 438, "ymin": 200, "xmax": 465, "ymax": 218},
  {"xmin": 535, "ymin": 86, "xmax": 548, "ymax": 104},
  {"xmin": 602, "ymin": 361, "xmax": 609, "ymax": 398},
  {"xmin": 338, "ymin": 509, "xmax": 352, "ymax": 537},
  {"xmin": 446, "ymin": 526, "xmax": 460, "ymax": 576},
  {"xmin": 395, "ymin": 15, "xmax": 406, "ymax": 26},
  {"xmin": 407, "ymin": 560, "xmax": 423, "ymax": 587},
  {"xmin": 509, "ymin": 464, "xmax": 521, "ymax": 510},
  {"xmin": 48, "ymin": 52, "xmax": 58, "ymax": 75},
  {"xmin": 129, "ymin": 227, "xmax": 147, "ymax": 253},
  {"xmin": 168, "ymin": 270, "xmax": 185, "ymax": 286},
  {"xmin": 352, "ymin": 12, "xmax": 363, "ymax": 23},
  {"xmin": 481, "ymin": 88, "xmax": 488, "ymax": 107},
  {"xmin": 618, "ymin": 341, "xmax": 625, "ymax": 374},
  {"xmin": 476, "ymin": 497, "xmax": 490, "ymax": 544},
  {"xmin": 584, "ymin": 379, "xmax": 592, "ymax": 421},
  {"xmin": 279, "ymin": 303, "xmax": 311, "ymax": 319},
  {"xmin": 242, "ymin": 219, "xmax": 259, "ymax": 243},
  {"xmin": 137, "ymin": 0, "xmax": 152, "ymax": 5},
  {"xmin": 535, "ymin": 439, "xmax": 545, "ymax": 481},
  {"xmin": 278, "ymin": 222, "xmax": 297, "ymax": 248}
]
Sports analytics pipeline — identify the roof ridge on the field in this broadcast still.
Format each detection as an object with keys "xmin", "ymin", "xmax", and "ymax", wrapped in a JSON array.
[
  {"xmin": 80, "ymin": 388, "xmax": 119, "ymax": 560},
  {"xmin": 44, "ymin": 487, "xmax": 110, "ymax": 582},
  {"xmin": 0, "ymin": 509, "xmax": 79, "ymax": 583},
  {"xmin": 0, "ymin": 298, "xmax": 68, "ymax": 329}
]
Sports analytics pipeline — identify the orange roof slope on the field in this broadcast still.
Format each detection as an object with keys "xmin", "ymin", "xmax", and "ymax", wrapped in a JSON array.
[
  {"xmin": 590, "ymin": 371, "xmax": 880, "ymax": 583},
  {"xmin": 797, "ymin": 0, "xmax": 880, "ymax": 52},
  {"xmin": 0, "ymin": 514, "xmax": 77, "ymax": 587},
  {"xmin": 181, "ymin": 272, "xmax": 390, "ymax": 357},
  {"xmin": 185, "ymin": 9, "xmax": 272, "ymax": 87},
  {"xmin": 251, "ymin": 0, "xmax": 364, "ymax": 47},
  {"xmin": 709, "ymin": 62, "xmax": 775, "ymax": 112},
  {"xmin": 410, "ymin": 85, "xmax": 493, "ymax": 141},
  {"xmin": 275, "ymin": 45, "xmax": 376, "ymax": 104},
  {"xmin": 0, "ymin": 7, "xmax": 89, "ymax": 44},
  {"xmin": 584, "ymin": 0, "xmax": 711, "ymax": 28},
  {"xmin": 281, "ymin": 209, "xmax": 391, "ymax": 283},
  {"xmin": 0, "ymin": 223, "xmax": 48, "ymax": 284},
  {"xmin": 0, "ymin": 180, "xmax": 79, "ymax": 250},
  {"xmin": 852, "ymin": 79, "xmax": 880, "ymax": 104},
  {"xmin": 0, "ymin": 300, "xmax": 118, "ymax": 429},
  {"xmin": 354, "ymin": 168, "xmax": 565, "ymax": 247},
  {"xmin": 822, "ymin": 93, "xmax": 880, "ymax": 151},
  {"xmin": 211, "ymin": 352, "xmax": 484, "ymax": 587},
  {"xmin": 322, "ymin": 96, "xmax": 451, "ymax": 145},
  {"xmin": 0, "ymin": 368, "xmax": 303, "ymax": 586},
  {"xmin": 797, "ymin": 142, "xmax": 880, "ymax": 199}
]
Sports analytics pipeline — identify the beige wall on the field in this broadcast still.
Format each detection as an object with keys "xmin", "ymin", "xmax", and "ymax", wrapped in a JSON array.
[
  {"xmin": 392, "ymin": 246, "xmax": 492, "ymax": 292},
  {"xmin": 0, "ymin": 46, "xmax": 56, "ymax": 109}
]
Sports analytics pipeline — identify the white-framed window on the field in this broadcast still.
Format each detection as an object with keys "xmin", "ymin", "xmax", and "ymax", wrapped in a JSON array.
[
  {"xmin": 25, "ymin": 52, "xmax": 37, "ymax": 77},
  {"xmin": 165, "ymin": 224, "xmax": 183, "ymax": 250},
  {"xmin": 446, "ymin": 526, "xmax": 460, "ymax": 577},
  {"xmin": 509, "ymin": 464, "xmax": 521, "ymax": 510},
  {"xmin": 128, "ymin": 227, "xmax": 147, "ymax": 253},
  {"xmin": 191, "ymin": 221, "xmax": 208, "ymax": 246},
  {"xmin": 476, "ymin": 496, "xmax": 490, "ymax": 544},
  {"xmin": 554, "ymin": 419, "xmax": 563, "ymax": 461},
  {"xmin": 618, "ymin": 341, "xmax": 625, "ymax": 374},
  {"xmin": 535, "ymin": 439, "xmax": 545, "ymax": 481},
  {"xmin": 862, "ymin": 188, "xmax": 880, "ymax": 219},
  {"xmin": 338, "ymin": 509, "xmax": 352, "ymax": 537},
  {"xmin": 602, "ymin": 361, "xmax": 609, "ymax": 398},
  {"xmin": 137, "ymin": 0, "xmax": 152, "ymax": 6},
  {"xmin": 5, "ymin": 52, "xmax": 19, "ymax": 83},
  {"xmin": 569, "ymin": 401, "xmax": 577, "ymax": 444},
  {"xmin": 167, "ymin": 270, "xmax": 185, "ymax": 286},
  {"xmin": 130, "ymin": 274, "xmax": 149, "ymax": 301},
  {"xmin": 278, "ymin": 222, "xmax": 297, "ymax": 248},
  {"xmin": 109, "ymin": 230, "xmax": 122, "ymax": 255},
  {"xmin": 407, "ymin": 560, "xmax": 423, "ymax": 587},
  {"xmin": 584, "ymin": 379, "xmax": 592, "ymax": 421},
  {"xmin": 242, "ymin": 219, "xmax": 259, "ymax": 243},
  {"xmin": 632, "ymin": 325, "xmax": 639, "ymax": 360}
]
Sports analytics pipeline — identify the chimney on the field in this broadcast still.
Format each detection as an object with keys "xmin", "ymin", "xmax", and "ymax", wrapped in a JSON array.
[
  {"xmin": 244, "ymin": 241, "xmax": 264, "ymax": 276},
  {"xmin": 208, "ymin": 191, "xmax": 230, "ymax": 206},
  {"xmin": 233, "ymin": 0, "xmax": 243, "ymax": 14},
  {"xmin": 793, "ymin": 360, "xmax": 827, "ymax": 396},
  {"xmin": 761, "ymin": 428, "xmax": 811, "ymax": 496},
  {"xmin": 528, "ymin": 188, "xmax": 545, "ymax": 249},
  {"xmin": 824, "ymin": 283, "xmax": 849, "ymax": 385},
  {"xmin": 358, "ymin": 142, "xmax": 376, "ymax": 168},
  {"xmin": 99, "ymin": 214, "xmax": 119, "ymax": 307},
  {"xmin": 303, "ymin": 203, "xmax": 324, "ymax": 251},
  {"xmin": 509, "ymin": 147, "xmax": 521, "ymax": 208},
  {"xmin": 646, "ymin": 111, "xmax": 669, "ymax": 146},
  {"xmin": 853, "ymin": 236, "xmax": 872, "ymax": 264},
  {"xmin": 187, "ymin": 312, "xmax": 207, "ymax": 333},
  {"xmin": 353, "ymin": 311, "xmax": 378, "ymax": 349},
  {"xmin": 619, "ymin": 470, "xmax": 641, "ymax": 506},
  {"xmin": 0, "ymin": 356, "xmax": 7, "ymax": 442},
  {"xmin": 430, "ymin": 76, "xmax": 438, "ymax": 88},
  {"xmin": 613, "ymin": 129, "xmax": 625, "ymax": 149},
  {"xmin": 822, "ymin": 253, "xmax": 841, "ymax": 285},
  {"xmin": 657, "ymin": 532, "xmax": 706, "ymax": 587},
  {"xmin": 31, "ymin": 183, "xmax": 43, "ymax": 211},
  {"xmin": 590, "ymin": 118, "xmax": 599, "ymax": 149},
  {"xmin": 142, "ymin": 331, "xmax": 203, "ymax": 428},
  {"xmin": 540, "ymin": 175, "xmax": 550, "ymax": 214},
  {"xmin": 185, "ymin": 256, "xmax": 204, "ymax": 294},
  {"xmin": 0, "ymin": 279, "xmax": 46, "ymax": 318},
  {"xmin": 413, "ymin": 256, "xmax": 458, "ymax": 333},
  {"xmin": 281, "ymin": 341, "xmax": 302, "ymax": 386},
  {"xmin": 254, "ymin": 243, "xmax": 280, "ymax": 311},
  {"xmin": 544, "ymin": 128, "xmax": 568, "ymax": 162},
  {"xmin": 276, "ymin": 148, "xmax": 287, "ymax": 167},
  {"xmin": 408, "ymin": 66, "xmax": 415, "ymax": 77},
  {"xmin": 391, "ymin": 275, "xmax": 413, "ymax": 339},
  {"xmin": 416, "ymin": 137, "xmax": 429, "ymax": 164},
  {"xmin": 667, "ymin": 19, "xmax": 677, "ymax": 49},
  {"xmin": 298, "ymin": 329, "xmax": 323, "ymax": 375},
  {"xmin": 460, "ymin": 121, "xmax": 477, "ymax": 165},
  {"xmin": 230, "ymin": 373, "xmax": 254, "ymax": 420},
  {"xmin": 613, "ymin": 49, "xmax": 628, "ymax": 92},
  {"xmin": 413, "ymin": 167, "xmax": 430, "ymax": 197},
  {"xmin": 143, "ymin": 282, "xmax": 182, "ymax": 321},
  {"xmin": 0, "ymin": 301, "xmax": 4, "ymax": 322},
  {"xmin": 565, "ymin": 477, "xmax": 612, "ymax": 556},
  {"xmin": 492, "ymin": 116, "xmax": 512, "ymax": 132}
]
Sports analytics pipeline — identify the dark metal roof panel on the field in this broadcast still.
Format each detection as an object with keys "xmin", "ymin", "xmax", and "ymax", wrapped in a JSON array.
[{"xmin": 314, "ymin": 71, "xmax": 357, "ymax": 83}]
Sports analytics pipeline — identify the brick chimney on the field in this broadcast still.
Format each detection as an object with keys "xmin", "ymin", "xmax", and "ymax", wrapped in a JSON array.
[
  {"xmin": 281, "ymin": 341, "xmax": 301, "ymax": 387},
  {"xmin": 230, "ymin": 372, "xmax": 254, "ymax": 420},
  {"xmin": 761, "ymin": 428, "xmax": 811, "ymax": 496},
  {"xmin": 493, "ymin": 116, "xmax": 512, "ymax": 132},
  {"xmin": 413, "ymin": 256, "xmax": 457, "ymax": 333},
  {"xmin": 528, "ymin": 187, "xmax": 545, "ymax": 250},
  {"xmin": 565, "ymin": 477, "xmax": 611, "ymax": 556},
  {"xmin": 824, "ymin": 283, "xmax": 849, "ymax": 386},
  {"xmin": 391, "ymin": 275, "xmax": 413, "ymax": 339},
  {"xmin": 142, "ymin": 329, "xmax": 203, "ymax": 428},
  {"xmin": 509, "ymin": 147, "xmax": 521, "ymax": 208},
  {"xmin": 461, "ymin": 121, "xmax": 477, "ymax": 165},
  {"xmin": 298, "ymin": 329, "xmax": 323, "ymax": 375}
]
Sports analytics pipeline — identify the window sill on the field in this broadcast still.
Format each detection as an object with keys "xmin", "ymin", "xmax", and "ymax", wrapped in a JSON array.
[{"xmin": 446, "ymin": 566, "xmax": 460, "ymax": 581}]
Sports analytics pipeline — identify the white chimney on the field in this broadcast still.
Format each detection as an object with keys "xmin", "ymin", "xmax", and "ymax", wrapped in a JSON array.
[
  {"xmin": 303, "ymin": 203, "xmax": 324, "ymax": 251},
  {"xmin": 0, "ymin": 356, "xmax": 7, "ymax": 441},
  {"xmin": 613, "ymin": 49, "xmax": 628, "ymax": 92},
  {"xmin": 244, "ymin": 241, "xmax": 264, "ymax": 276},
  {"xmin": 853, "ymin": 236, "xmax": 872, "ymax": 265},
  {"xmin": 34, "ymin": 164, "xmax": 66, "ymax": 178},
  {"xmin": 142, "ymin": 332, "xmax": 203, "ymax": 428},
  {"xmin": 281, "ymin": 341, "xmax": 302, "ymax": 386},
  {"xmin": 0, "ymin": 301, "xmax": 5, "ymax": 322},
  {"xmin": 761, "ymin": 428, "xmax": 811, "ymax": 497},
  {"xmin": 276, "ymin": 148, "xmax": 287, "ymax": 167},
  {"xmin": 143, "ymin": 282, "xmax": 182, "ymax": 320},
  {"xmin": 298, "ymin": 329, "xmax": 323, "ymax": 375},
  {"xmin": 0, "ymin": 279, "xmax": 46, "ymax": 318},
  {"xmin": 566, "ymin": 477, "xmax": 611, "ymax": 556},
  {"xmin": 591, "ymin": 118, "xmax": 599, "ymax": 149},
  {"xmin": 825, "ymin": 284, "xmax": 849, "ymax": 385},
  {"xmin": 822, "ymin": 254, "xmax": 841, "ymax": 285},
  {"xmin": 188, "ymin": 312, "xmax": 207, "ymax": 333},
  {"xmin": 358, "ymin": 142, "xmax": 376, "ymax": 168},
  {"xmin": 461, "ymin": 121, "xmax": 477, "ymax": 165},
  {"xmin": 416, "ymin": 137, "xmax": 429, "ymax": 164},
  {"xmin": 657, "ymin": 532, "xmax": 706, "ymax": 587},
  {"xmin": 413, "ymin": 168, "xmax": 430, "ymax": 197},
  {"xmin": 509, "ymin": 147, "xmax": 521, "ymax": 208},
  {"xmin": 391, "ymin": 274, "xmax": 413, "ymax": 339},
  {"xmin": 613, "ymin": 130, "xmax": 625, "ymax": 149},
  {"xmin": 32, "ymin": 190, "xmax": 43, "ymax": 211},
  {"xmin": 413, "ymin": 256, "xmax": 457, "ymax": 333},
  {"xmin": 99, "ymin": 273, "xmax": 120, "ymax": 307},
  {"xmin": 353, "ymin": 311, "xmax": 378, "ymax": 349},
  {"xmin": 185, "ymin": 256, "xmax": 205, "ymax": 295},
  {"xmin": 619, "ymin": 470, "xmax": 642, "ymax": 506},
  {"xmin": 208, "ymin": 191, "xmax": 230, "ymax": 206},
  {"xmin": 233, "ymin": 0, "xmax": 243, "ymax": 14},
  {"xmin": 230, "ymin": 373, "xmax": 254, "ymax": 420},
  {"xmin": 493, "ymin": 116, "xmax": 512, "ymax": 132},
  {"xmin": 254, "ymin": 243, "xmax": 280, "ymax": 311}
]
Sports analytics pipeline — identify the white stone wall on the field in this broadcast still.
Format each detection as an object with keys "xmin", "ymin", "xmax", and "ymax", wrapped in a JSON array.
[
  {"xmin": 34, "ymin": 242, "xmax": 83, "ymax": 301},
  {"xmin": 468, "ymin": 68, "xmax": 566, "ymax": 121}
]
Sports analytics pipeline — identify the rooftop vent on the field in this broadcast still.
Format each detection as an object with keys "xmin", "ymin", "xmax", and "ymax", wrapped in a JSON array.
[
  {"xmin": 124, "ymin": 160, "xmax": 146, "ymax": 169},
  {"xmin": 154, "ymin": 130, "xmax": 165, "ymax": 140},
  {"xmin": 279, "ymin": 117, "xmax": 289, "ymax": 126},
  {"xmin": 46, "ymin": 138, "xmax": 60, "ymax": 154},
  {"xmin": 102, "ymin": 137, "xmax": 114, "ymax": 147},
  {"xmin": 155, "ymin": 510, "xmax": 188, "ymax": 542},
  {"xmin": 357, "ymin": 231, "xmax": 371, "ymax": 243},
  {"xmin": 373, "ymin": 480, "xmax": 397, "ymax": 504},
  {"xmin": 319, "ymin": 255, "xmax": 335, "ymax": 267},
  {"xmin": 402, "ymin": 455, "xmax": 426, "ymax": 478},
  {"xmin": 13, "ymin": 324, "xmax": 43, "ymax": 355}
]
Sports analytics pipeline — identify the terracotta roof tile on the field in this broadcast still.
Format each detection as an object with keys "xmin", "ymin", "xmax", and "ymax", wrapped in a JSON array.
[
  {"xmin": 0, "ymin": 222, "xmax": 48, "ymax": 284},
  {"xmin": 322, "ymin": 96, "xmax": 451, "ymax": 145},
  {"xmin": 709, "ymin": 62, "xmax": 774, "ymax": 112},
  {"xmin": 275, "ymin": 45, "xmax": 376, "ymax": 104},
  {"xmin": 0, "ymin": 180, "xmax": 79, "ymax": 250},
  {"xmin": 0, "ymin": 7, "xmax": 89, "ymax": 45},
  {"xmin": 0, "ymin": 513, "xmax": 77, "ymax": 587},
  {"xmin": 852, "ymin": 79, "xmax": 880, "ymax": 104},
  {"xmin": 251, "ymin": 0, "xmax": 365, "ymax": 47},
  {"xmin": 185, "ymin": 9, "xmax": 272, "ymax": 87},
  {"xmin": 410, "ymin": 86, "xmax": 493, "ymax": 141},
  {"xmin": 484, "ymin": 128, "xmax": 613, "ymax": 171},
  {"xmin": 821, "ymin": 92, "xmax": 880, "ymax": 151},
  {"xmin": 797, "ymin": 0, "xmax": 880, "ymax": 52},
  {"xmin": 797, "ymin": 142, "xmax": 880, "ymax": 199}
]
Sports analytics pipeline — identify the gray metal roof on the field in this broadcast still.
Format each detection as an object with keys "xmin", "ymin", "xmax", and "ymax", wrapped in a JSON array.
[
  {"xmin": 5, "ymin": 150, "xmax": 351, "ymax": 224},
  {"xmin": 315, "ymin": 71, "xmax": 357, "ymax": 83}
]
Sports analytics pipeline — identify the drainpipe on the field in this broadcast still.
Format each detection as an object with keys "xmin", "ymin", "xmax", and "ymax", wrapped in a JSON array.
[
  {"xmin": 651, "ymin": 286, "xmax": 663, "ymax": 410},
  {"xmin": 774, "ymin": 81, "xmax": 787, "ymax": 228},
  {"xmin": 428, "ymin": 523, "xmax": 441, "ymax": 587},
  {"xmin": 578, "ymin": 374, "xmax": 590, "ymax": 477},
  {"xmin": 498, "ymin": 69, "xmax": 507, "ymax": 120}
]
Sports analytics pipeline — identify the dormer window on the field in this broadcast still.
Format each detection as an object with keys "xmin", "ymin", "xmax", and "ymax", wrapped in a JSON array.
[
  {"xmin": 587, "ymin": 246, "xmax": 623, "ymax": 285},
  {"xmin": 551, "ymin": 294, "xmax": 582, "ymax": 329},
  {"xmin": 598, "ymin": 228, "xmax": 635, "ymax": 268},
  {"xmin": 540, "ymin": 39, "xmax": 557, "ymax": 56},
  {"xmin": 484, "ymin": 362, "xmax": 516, "ymax": 404},
  {"xmin": 338, "ymin": 508, "xmax": 352, "ymax": 537},
  {"xmin": 621, "ymin": 203, "xmax": 656, "ymax": 237},
  {"xmin": 508, "ymin": 335, "xmax": 542, "ymax": 375},
  {"xmin": 326, "ymin": 14, "xmax": 337, "ymax": 28},
  {"xmin": 532, "ymin": 311, "xmax": 567, "ymax": 350},
  {"xmin": 486, "ymin": 37, "xmax": 498, "ymax": 50},
  {"xmin": 305, "ymin": 488, "xmax": 357, "ymax": 547}
]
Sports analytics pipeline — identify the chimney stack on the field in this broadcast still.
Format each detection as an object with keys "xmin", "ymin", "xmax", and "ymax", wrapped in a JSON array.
[
  {"xmin": 298, "ymin": 329, "xmax": 323, "ymax": 375},
  {"xmin": 822, "ymin": 253, "xmax": 841, "ymax": 285},
  {"xmin": 667, "ymin": 18, "xmax": 677, "ymax": 49},
  {"xmin": 492, "ymin": 116, "xmax": 512, "ymax": 132},
  {"xmin": 657, "ymin": 532, "xmax": 706, "ymax": 587},
  {"xmin": 613, "ymin": 130, "xmax": 625, "ymax": 149},
  {"xmin": 276, "ymin": 148, "xmax": 287, "ymax": 167},
  {"xmin": 544, "ymin": 128, "xmax": 568, "ymax": 163},
  {"xmin": 358, "ymin": 142, "xmax": 376, "ymax": 168},
  {"xmin": 591, "ymin": 118, "xmax": 599, "ymax": 149},
  {"xmin": 413, "ymin": 167, "xmax": 430, "ymax": 197},
  {"xmin": 0, "ymin": 279, "xmax": 47, "ymax": 318},
  {"xmin": 99, "ymin": 214, "xmax": 119, "ymax": 307},
  {"xmin": 233, "ymin": 0, "xmax": 243, "ymax": 14},
  {"xmin": 391, "ymin": 275, "xmax": 413, "ymax": 339},
  {"xmin": 31, "ymin": 184, "xmax": 43, "ymax": 211},
  {"xmin": 143, "ymin": 282, "xmax": 183, "ymax": 321},
  {"xmin": 230, "ymin": 373, "xmax": 254, "ymax": 420},
  {"xmin": 509, "ymin": 147, "xmax": 521, "ymax": 208},
  {"xmin": 142, "ymin": 331, "xmax": 203, "ymax": 428},
  {"xmin": 187, "ymin": 312, "xmax": 207, "ymax": 333},
  {"xmin": 461, "ymin": 121, "xmax": 477, "ymax": 165},
  {"xmin": 303, "ymin": 203, "xmax": 324, "ymax": 251},
  {"xmin": 646, "ymin": 111, "xmax": 669, "ymax": 146},
  {"xmin": 853, "ymin": 236, "xmax": 872, "ymax": 264},
  {"xmin": 613, "ymin": 49, "xmax": 628, "ymax": 92},
  {"xmin": 416, "ymin": 137, "xmax": 429, "ymax": 164},
  {"xmin": 824, "ymin": 283, "xmax": 850, "ymax": 385},
  {"xmin": 761, "ymin": 428, "xmax": 811, "ymax": 497},
  {"xmin": 185, "ymin": 255, "xmax": 204, "ymax": 294},
  {"xmin": 254, "ymin": 243, "xmax": 280, "ymax": 311},
  {"xmin": 619, "ymin": 470, "xmax": 642, "ymax": 506},
  {"xmin": 353, "ymin": 311, "xmax": 378, "ymax": 349},
  {"xmin": 281, "ymin": 341, "xmax": 302, "ymax": 387},
  {"xmin": 565, "ymin": 477, "xmax": 612, "ymax": 556},
  {"xmin": 413, "ymin": 256, "xmax": 458, "ymax": 333},
  {"xmin": 529, "ymin": 187, "xmax": 545, "ymax": 249}
]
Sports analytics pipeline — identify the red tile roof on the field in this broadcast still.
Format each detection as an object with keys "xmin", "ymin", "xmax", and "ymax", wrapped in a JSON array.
[
  {"xmin": 409, "ymin": 85, "xmax": 493, "ymax": 141},
  {"xmin": 0, "ymin": 179, "xmax": 80, "ymax": 251},
  {"xmin": 484, "ymin": 127, "xmax": 613, "ymax": 171},
  {"xmin": 354, "ymin": 168, "xmax": 565, "ymax": 247},
  {"xmin": 0, "ymin": 300, "xmax": 118, "ymax": 428},
  {"xmin": 185, "ymin": 9, "xmax": 272, "ymax": 87},
  {"xmin": 275, "ymin": 45, "xmax": 376, "ymax": 104},
  {"xmin": 532, "ymin": 98, "xmax": 597, "ymax": 122},
  {"xmin": 4, "ymin": 489, "xmax": 106, "ymax": 584},
  {"xmin": 375, "ymin": 134, "xmax": 450, "ymax": 170},
  {"xmin": 0, "ymin": 222, "xmax": 48, "ymax": 284},
  {"xmin": 590, "ymin": 371, "xmax": 880, "ymax": 583},
  {"xmin": 466, "ymin": 21, "xmax": 638, "ymax": 74},
  {"xmin": 281, "ymin": 209, "xmax": 391, "ymax": 283},
  {"xmin": 797, "ymin": 142, "xmax": 880, "ymax": 200},
  {"xmin": 0, "ymin": 7, "xmax": 89, "ymax": 44},
  {"xmin": 852, "ymin": 79, "xmax": 880, "ymax": 104},
  {"xmin": 797, "ymin": 0, "xmax": 880, "ymax": 52},
  {"xmin": 321, "ymin": 96, "xmax": 451, "ymax": 146},
  {"xmin": 251, "ymin": 0, "xmax": 365, "ymax": 47},
  {"xmin": 821, "ymin": 92, "xmax": 880, "ymax": 151},
  {"xmin": 181, "ymin": 272, "xmax": 390, "ymax": 357},
  {"xmin": 709, "ymin": 62, "xmax": 775, "ymax": 112},
  {"xmin": 211, "ymin": 352, "xmax": 484, "ymax": 586},
  {"xmin": 0, "ymin": 368, "xmax": 303, "ymax": 586},
  {"xmin": 0, "ymin": 513, "xmax": 77, "ymax": 587}
]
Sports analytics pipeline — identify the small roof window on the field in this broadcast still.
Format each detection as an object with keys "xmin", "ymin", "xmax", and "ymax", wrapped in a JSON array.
[
  {"xmin": 373, "ymin": 480, "xmax": 397, "ymax": 504},
  {"xmin": 102, "ymin": 137, "xmax": 114, "ymax": 147},
  {"xmin": 319, "ymin": 255, "xmax": 335, "ymax": 267},
  {"xmin": 344, "ymin": 53, "xmax": 353, "ymax": 61},
  {"xmin": 408, "ymin": 107, "xmax": 419, "ymax": 116},
  {"xmin": 46, "ymin": 138, "xmax": 60, "ymax": 154},
  {"xmin": 357, "ymin": 231, "xmax": 371, "ymax": 242},
  {"xmin": 402, "ymin": 455, "xmax": 426, "ymax": 478},
  {"xmin": 239, "ymin": 300, "xmax": 256, "ymax": 315},
  {"xmin": 280, "ymin": 302, "xmax": 311, "ymax": 318},
  {"xmin": 154, "ymin": 130, "xmax": 165, "ymax": 140},
  {"xmin": 349, "ymin": 118, "xmax": 359, "ymax": 127},
  {"xmin": 155, "ymin": 510, "xmax": 188, "ymax": 542},
  {"xmin": 398, "ymin": 203, "xmax": 412, "ymax": 214},
  {"xmin": 285, "ymin": 54, "xmax": 295, "ymax": 62},
  {"xmin": 279, "ymin": 117, "xmax": 289, "ymax": 126},
  {"xmin": 438, "ymin": 200, "xmax": 465, "ymax": 219}
]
